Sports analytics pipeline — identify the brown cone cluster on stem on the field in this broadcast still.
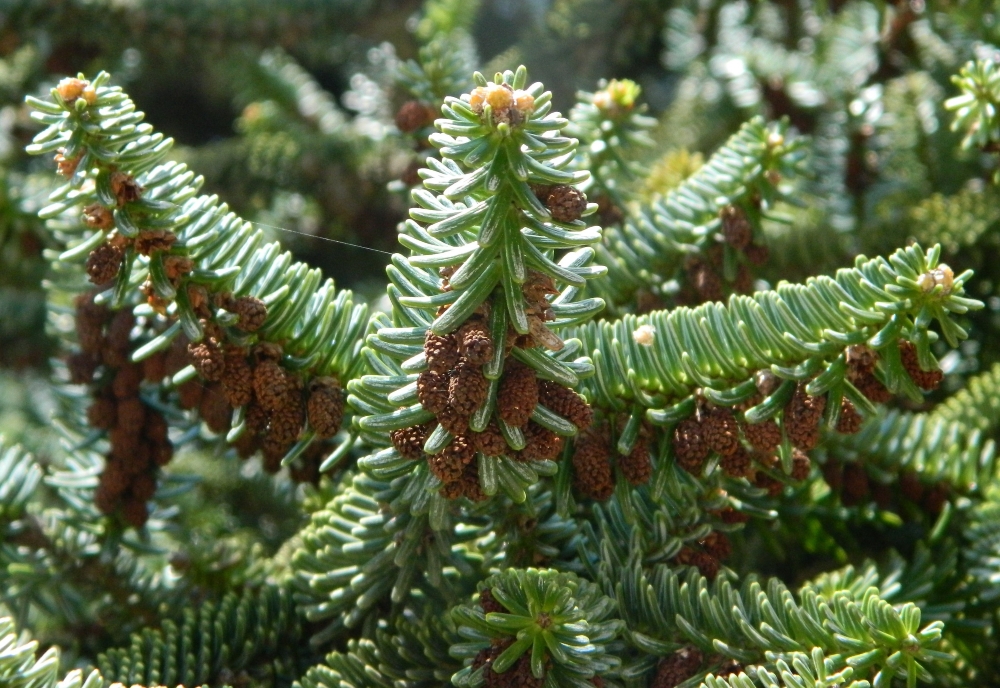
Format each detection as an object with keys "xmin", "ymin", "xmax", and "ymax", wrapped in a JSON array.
[
  {"xmin": 652, "ymin": 647, "xmax": 703, "ymax": 688},
  {"xmin": 531, "ymin": 183, "xmax": 587, "ymax": 223},
  {"xmin": 395, "ymin": 280, "xmax": 593, "ymax": 501},
  {"xmin": 571, "ymin": 429, "xmax": 613, "ymax": 501},
  {"xmin": 209, "ymin": 340, "xmax": 344, "ymax": 474},
  {"xmin": 898, "ymin": 340, "xmax": 944, "ymax": 391},
  {"xmin": 472, "ymin": 638, "xmax": 544, "ymax": 688},
  {"xmin": 73, "ymin": 291, "xmax": 173, "ymax": 529},
  {"xmin": 674, "ymin": 203, "xmax": 768, "ymax": 305},
  {"xmin": 571, "ymin": 420, "xmax": 652, "ymax": 496},
  {"xmin": 668, "ymin": 341, "xmax": 943, "ymax": 492}
]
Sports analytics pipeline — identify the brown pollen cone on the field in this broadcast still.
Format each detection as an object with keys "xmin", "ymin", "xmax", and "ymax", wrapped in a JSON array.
[
  {"xmin": 106, "ymin": 309, "xmax": 134, "ymax": 352},
  {"xmin": 719, "ymin": 507, "xmax": 750, "ymax": 524},
  {"xmin": 700, "ymin": 532, "xmax": 731, "ymax": 560},
  {"xmin": 471, "ymin": 420, "xmax": 508, "ymax": 457},
  {"xmin": 720, "ymin": 204, "xmax": 752, "ymax": 250},
  {"xmin": 437, "ymin": 405, "xmax": 471, "ymax": 436},
  {"xmin": 112, "ymin": 363, "xmax": 142, "ymax": 399},
  {"xmin": 116, "ymin": 397, "xmax": 147, "ymax": 435},
  {"xmin": 754, "ymin": 470, "xmax": 784, "ymax": 497},
  {"xmin": 253, "ymin": 359, "xmax": 290, "ymax": 413},
  {"xmin": 164, "ymin": 255, "xmax": 194, "ymax": 280},
  {"xmin": 703, "ymin": 406, "xmax": 740, "ymax": 456},
  {"xmin": 853, "ymin": 371, "xmax": 893, "ymax": 403},
  {"xmin": 572, "ymin": 430, "xmax": 614, "ymax": 501},
  {"xmin": 86, "ymin": 242, "xmax": 124, "ymax": 285},
  {"xmin": 199, "ymin": 383, "xmax": 232, "ymax": 433},
  {"xmin": 822, "ymin": 457, "xmax": 843, "ymax": 494},
  {"xmin": 740, "ymin": 416, "xmax": 781, "ymax": 454},
  {"xmin": 457, "ymin": 318, "xmax": 495, "ymax": 366},
  {"xmin": 121, "ymin": 498, "xmax": 149, "ymax": 529},
  {"xmin": 675, "ymin": 546, "xmax": 720, "ymax": 580},
  {"xmin": 685, "ymin": 257, "xmax": 723, "ymax": 303},
  {"xmin": 131, "ymin": 472, "xmax": 157, "ymax": 502},
  {"xmin": 652, "ymin": 646, "xmax": 703, "ymax": 688},
  {"xmin": 440, "ymin": 459, "xmax": 487, "ymax": 502},
  {"xmin": 151, "ymin": 440, "xmax": 174, "ymax": 467},
  {"xmin": 232, "ymin": 295, "xmax": 268, "ymax": 332},
  {"xmin": 395, "ymin": 100, "xmax": 435, "ymax": 133},
  {"xmin": 390, "ymin": 422, "xmax": 435, "ymax": 459},
  {"xmin": 899, "ymin": 340, "xmax": 943, "ymax": 391},
  {"xmin": 262, "ymin": 435, "xmax": 292, "ymax": 473},
  {"xmin": 538, "ymin": 379, "xmax": 592, "ymax": 430},
  {"xmin": 87, "ymin": 396, "xmax": 117, "ymax": 430},
  {"xmin": 428, "ymin": 435, "xmax": 475, "ymax": 484},
  {"xmin": 424, "ymin": 331, "xmax": 460, "ymax": 374},
  {"xmin": 142, "ymin": 351, "xmax": 167, "ymax": 383},
  {"xmin": 487, "ymin": 651, "xmax": 542, "ymax": 688},
  {"xmin": 619, "ymin": 438, "xmax": 652, "ymax": 486},
  {"xmin": 743, "ymin": 243, "xmax": 769, "ymax": 266},
  {"xmin": 719, "ymin": 444, "xmax": 752, "ymax": 478},
  {"xmin": 189, "ymin": 338, "xmax": 226, "ymax": 382},
  {"xmin": 268, "ymin": 394, "xmax": 305, "ymax": 445},
  {"xmin": 673, "ymin": 417, "xmax": 709, "ymax": 474},
  {"xmin": 83, "ymin": 203, "xmax": 114, "ymax": 230},
  {"xmin": 110, "ymin": 171, "xmax": 143, "ymax": 205},
  {"xmin": 134, "ymin": 229, "xmax": 176, "ymax": 256},
  {"xmin": 307, "ymin": 376, "xmax": 345, "ymax": 438},
  {"xmin": 221, "ymin": 349, "xmax": 253, "ymax": 407},
  {"xmin": 544, "ymin": 184, "xmax": 587, "ymax": 223},
  {"xmin": 55, "ymin": 149, "xmax": 82, "ymax": 177},
  {"xmin": 790, "ymin": 450, "xmax": 811, "ymax": 481},
  {"xmin": 521, "ymin": 421, "xmax": 564, "ymax": 462},
  {"xmin": 835, "ymin": 398, "xmax": 863, "ymax": 434},
  {"xmin": 448, "ymin": 360, "xmax": 489, "ymax": 416},
  {"xmin": 497, "ymin": 359, "xmax": 538, "ymax": 428},
  {"xmin": 841, "ymin": 462, "xmax": 870, "ymax": 506},
  {"xmin": 67, "ymin": 352, "xmax": 100, "ymax": 384},
  {"xmin": 479, "ymin": 588, "xmax": 507, "ymax": 614},
  {"xmin": 783, "ymin": 385, "xmax": 826, "ymax": 451},
  {"xmin": 177, "ymin": 379, "xmax": 204, "ymax": 410},
  {"xmin": 145, "ymin": 409, "xmax": 168, "ymax": 445},
  {"xmin": 417, "ymin": 370, "xmax": 451, "ymax": 415}
]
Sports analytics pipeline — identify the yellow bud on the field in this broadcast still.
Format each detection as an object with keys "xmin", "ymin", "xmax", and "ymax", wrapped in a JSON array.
[
  {"xmin": 514, "ymin": 90, "xmax": 535, "ymax": 114},
  {"xmin": 469, "ymin": 86, "xmax": 487, "ymax": 112},
  {"xmin": 484, "ymin": 84, "xmax": 513, "ymax": 113},
  {"xmin": 57, "ymin": 77, "xmax": 87, "ymax": 102}
]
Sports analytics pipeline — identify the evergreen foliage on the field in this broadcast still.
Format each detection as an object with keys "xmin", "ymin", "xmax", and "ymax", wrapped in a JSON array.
[{"xmin": 5, "ymin": 3, "xmax": 1000, "ymax": 688}]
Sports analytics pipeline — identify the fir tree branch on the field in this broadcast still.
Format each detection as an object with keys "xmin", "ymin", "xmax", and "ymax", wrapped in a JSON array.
[
  {"xmin": 946, "ymin": 60, "xmax": 1000, "ymax": 151},
  {"xmin": 591, "ymin": 116, "xmax": 806, "ymax": 310},
  {"xmin": 96, "ymin": 584, "xmax": 309, "ymax": 688},
  {"xmin": 350, "ymin": 66, "xmax": 607, "ymax": 508},
  {"xmin": 823, "ymin": 363, "xmax": 1000, "ymax": 491},
  {"xmin": 26, "ymin": 72, "xmax": 367, "ymax": 473},
  {"xmin": 605, "ymin": 554, "xmax": 949, "ymax": 687}
]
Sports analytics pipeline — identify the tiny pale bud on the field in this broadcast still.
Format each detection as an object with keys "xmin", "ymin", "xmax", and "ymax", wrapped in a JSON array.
[
  {"xmin": 633, "ymin": 324, "xmax": 655, "ymax": 346},
  {"xmin": 592, "ymin": 91, "xmax": 612, "ymax": 110},
  {"xmin": 932, "ymin": 264, "xmax": 954, "ymax": 293}
]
